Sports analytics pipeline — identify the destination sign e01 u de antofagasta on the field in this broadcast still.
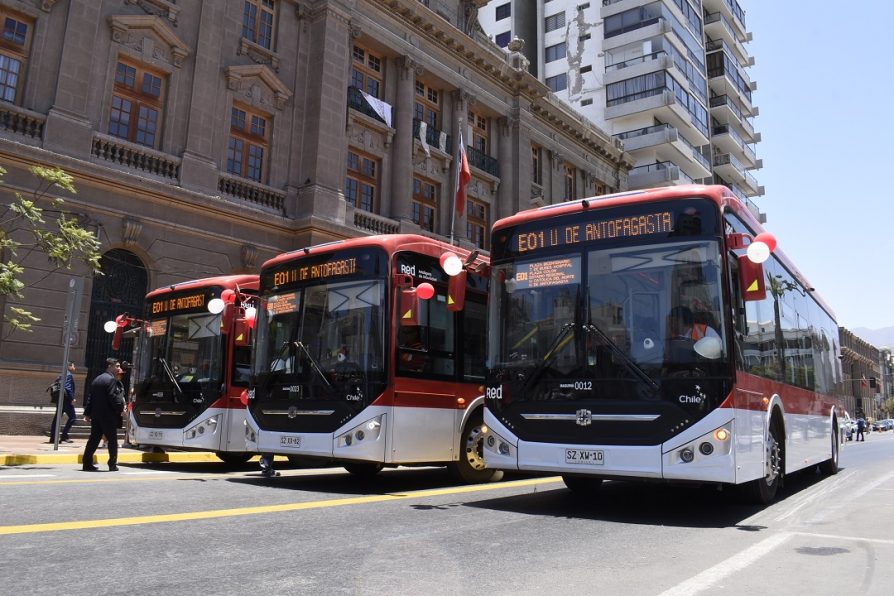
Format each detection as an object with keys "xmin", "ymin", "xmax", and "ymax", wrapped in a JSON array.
[
  {"xmin": 271, "ymin": 257, "xmax": 358, "ymax": 287},
  {"xmin": 515, "ymin": 211, "xmax": 674, "ymax": 254},
  {"xmin": 150, "ymin": 292, "xmax": 206, "ymax": 315}
]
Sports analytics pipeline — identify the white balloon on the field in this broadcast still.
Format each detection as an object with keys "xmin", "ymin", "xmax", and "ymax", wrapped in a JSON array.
[
  {"xmin": 103, "ymin": 320, "xmax": 118, "ymax": 333},
  {"xmin": 694, "ymin": 336, "xmax": 722, "ymax": 360},
  {"xmin": 207, "ymin": 298, "xmax": 226, "ymax": 314},
  {"xmin": 746, "ymin": 240, "xmax": 770, "ymax": 263},
  {"xmin": 443, "ymin": 254, "xmax": 463, "ymax": 276}
]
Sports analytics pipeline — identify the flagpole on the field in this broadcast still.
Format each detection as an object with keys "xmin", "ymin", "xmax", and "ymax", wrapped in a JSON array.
[{"xmin": 450, "ymin": 127, "xmax": 462, "ymax": 246}]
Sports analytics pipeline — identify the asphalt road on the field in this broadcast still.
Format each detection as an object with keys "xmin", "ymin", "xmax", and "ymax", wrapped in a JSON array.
[{"xmin": 2, "ymin": 433, "xmax": 893, "ymax": 595}]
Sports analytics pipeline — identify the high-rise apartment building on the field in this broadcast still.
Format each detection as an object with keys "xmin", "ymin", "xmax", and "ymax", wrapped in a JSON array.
[{"xmin": 479, "ymin": 0, "xmax": 764, "ymax": 220}]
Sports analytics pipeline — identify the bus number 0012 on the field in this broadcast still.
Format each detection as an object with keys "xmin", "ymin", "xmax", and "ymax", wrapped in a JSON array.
[{"xmin": 574, "ymin": 381, "xmax": 592, "ymax": 391}]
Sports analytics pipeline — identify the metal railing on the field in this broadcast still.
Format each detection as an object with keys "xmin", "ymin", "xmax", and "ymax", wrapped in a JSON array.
[
  {"xmin": 466, "ymin": 145, "xmax": 499, "ymax": 178},
  {"xmin": 347, "ymin": 86, "xmax": 392, "ymax": 126},
  {"xmin": 412, "ymin": 118, "xmax": 451, "ymax": 154}
]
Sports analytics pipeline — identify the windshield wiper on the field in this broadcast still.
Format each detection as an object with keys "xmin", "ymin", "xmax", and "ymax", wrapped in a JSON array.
[
  {"xmin": 293, "ymin": 341, "xmax": 334, "ymax": 392},
  {"xmin": 158, "ymin": 357, "xmax": 183, "ymax": 397},
  {"xmin": 516, "ymin": 322, "xmax": 576, "ymax": 397},
  {"xmin": 258, "ymin": 341, "xmax": 293, "ymax": 396},
  {"xmin": 583, "ymin": 323, "xmax": 659, "ymax": 391}
]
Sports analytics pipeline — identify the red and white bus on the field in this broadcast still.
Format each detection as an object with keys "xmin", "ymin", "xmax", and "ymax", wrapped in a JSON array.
[
  {"xmin": 244, "ymin": 234, "xmax": 500, "ymax": 482},
  {"xmin": 482, "ymin": 185, "xmax": 843, "ymax": 503},
  {"xmin": 112, "ymin": 275, "xmax": 259, "ymax": 464}
]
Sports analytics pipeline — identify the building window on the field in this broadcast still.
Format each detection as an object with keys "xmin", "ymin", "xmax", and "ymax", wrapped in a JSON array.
[
  {"xmin": 580, "ymin": 98, "xmax": 593, "ymax": 106},
  {"xmin": 242, "ymin": 0, "xmax": 275, "ymax": 50},
  {"xmin": 108, "ymin": 60, "xmax": 166, "ymax": 148},
  {"xmin": 414, "ymin": 80, "xmax": 440, "ymax": 129},
  {"xmin": 531, "ymin": 145, "xmax": 542, "ymax": 185},
  {"xmin": 495, "ymin": 31, "xmax": 511, "ymax": 47},
  {"xmin": 546, "ymin": 73, "xmax": 567, "ymax": 92},
  {"xmin": 580, "ymin": 65, "xmax": 592, "ymax": 74},
  {"xmin": 352, "ymin": 44, "xmax": 383, "ymax": 99},
  {"xmin": 564, "ymin": 164, "xmax": 577, "ymax": 200},
  {"xmin": 579, "ymin": 33, "xmax": 591, "ymax": 42},
  {"xmin": 466, "ymin": 199, "xmax": 488, "ymax": 249},
  {"xmin": 0, "ymin": 10, "xmax": 33, "ymax": 104},
  {"xmin": 544, "ymin": 12, "xmax": 565, "ymax": 33},
  {"xmin": 495, "ymin": 3, "xmax": 511, "ymax": 20},
  {"xmin": 468, "ymin": 110, "xmax": 488, "ymax": 154},
  {"xmin": 412, "ymin": 177, "xmax": 438, "ymax": 232},
  {"xmin": 228, "ymin": 104, "xmax": 269, "ymax": 183},
  {"xmin": 545, "ymin": 42, "xmax": 566, "ymax": 63},
  {"xmin": 345, "ymin": 149, "xmax": 378, "ymax": 212}
]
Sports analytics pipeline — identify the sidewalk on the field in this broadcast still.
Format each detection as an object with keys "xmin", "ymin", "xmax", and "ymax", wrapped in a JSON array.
[{"xmin": 0, "ymin": 435, "xmax": 223, "ymax": 466}]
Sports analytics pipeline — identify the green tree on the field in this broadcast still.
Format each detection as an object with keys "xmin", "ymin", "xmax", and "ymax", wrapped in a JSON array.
[
  {"xmin": 881, "ymin": 397, "xmax": 894, "ymax": 419},
  {"xmin": 0, "ymin": 165, "xmax": 101, "ymax": 333}
]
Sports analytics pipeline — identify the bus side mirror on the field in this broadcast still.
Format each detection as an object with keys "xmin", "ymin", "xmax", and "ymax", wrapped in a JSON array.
[
  {"xmin": 399, "ymin": 288, "xmax": 419, "ymax": 326},
  {"xmin": 447, "ymin": 270, "xmax": 467, "ymax": 312},
  {"xmin": 738, "ymin": 255, "xmax": 767, "ymax": 301},
  {"xmin": 233, "ymin": 319, "xmax": 252, "ymax": 347}
]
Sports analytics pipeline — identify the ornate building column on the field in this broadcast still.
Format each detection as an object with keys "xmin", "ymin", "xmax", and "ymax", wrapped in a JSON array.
[{"xmin": 389, "ymin": 56, "xmax": 417, "ymax": 222}]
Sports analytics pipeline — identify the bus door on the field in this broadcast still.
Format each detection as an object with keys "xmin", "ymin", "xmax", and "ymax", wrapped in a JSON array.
[{"xmin": 391, "ymin": 284, "xmax": 455, "ymax": 463}]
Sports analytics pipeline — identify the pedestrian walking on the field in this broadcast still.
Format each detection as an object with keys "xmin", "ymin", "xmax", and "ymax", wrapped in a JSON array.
[
  {"xmin": 259, "ymin": 453, "xmax": 279, "ymax": 477},
  {"xmin": 48, "ymin": 362, "xmax": 77, "ymax": 444},
  {"xmin": 81, "ymin": 358, "xmax": 126, "ymax": 472},
  {"xmin": 856, "ymin": 417, "xmax": 866, "ymax": 442}
]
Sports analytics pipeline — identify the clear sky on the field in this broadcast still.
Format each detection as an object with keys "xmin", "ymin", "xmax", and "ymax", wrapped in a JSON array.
[{"xmin": 745, "ymin": 2, "xmax": 893, "ymax": 331}]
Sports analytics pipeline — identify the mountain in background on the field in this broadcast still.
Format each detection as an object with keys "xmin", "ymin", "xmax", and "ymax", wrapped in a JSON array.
[{"xmin": 851, "ymin": 327, "xmax": 894, "ymax": 349}]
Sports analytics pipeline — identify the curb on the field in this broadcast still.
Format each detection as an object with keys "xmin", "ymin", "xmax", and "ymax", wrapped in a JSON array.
[{"xmin": 1, "ymin": 451, "xmax": 243, "ymax": 466}]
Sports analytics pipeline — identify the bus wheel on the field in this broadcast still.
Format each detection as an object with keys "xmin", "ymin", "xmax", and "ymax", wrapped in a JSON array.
[
  {"xmin": 344, "ymin": 462, "xmax": 384, "ymax": 479},
  {"xmin": 215, "ymin": 452, "xmax": 252, "ymax": 466},
  {"xmin": 448, "ymin": 414, "xmax": 504, "ymax": 484},
  {"xmin": 744, "ymin": 417, "xmax": 783, "ymax": 505},
  {"xmin": 819, "ymin": 422, "xmax": 840, "ymax": 476},
  {"xmin": 562, "ymin": 475, "xmax": 603, "ymax": 494}
]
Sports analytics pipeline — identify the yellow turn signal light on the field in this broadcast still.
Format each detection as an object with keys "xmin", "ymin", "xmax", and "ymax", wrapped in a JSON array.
[{"xmin": 714, "ymin": 428, "xmax": 730, "ymax": 442}]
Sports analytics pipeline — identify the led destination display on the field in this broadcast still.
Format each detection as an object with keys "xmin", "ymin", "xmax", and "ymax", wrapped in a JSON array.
[
  {"xmin": 149, "ymin": 292, "xmax": 207, "ymax": 316},
  {"xmin": 515, "ymin": 211, "xmax": 674, "ymax": 254}
]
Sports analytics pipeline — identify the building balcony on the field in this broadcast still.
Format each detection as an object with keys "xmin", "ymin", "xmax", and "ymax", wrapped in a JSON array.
[
  {"xmin": 466, "ymin": 145, "xmax": 499, "ymax": 178},
  {"xmin": 0, "ymin": 103, "xmax": 45, "ymax": 144},
  {"xmin": 708, "ymin": 95, "xmax": 759, "ymax": 142},
  {"xmin": 707, "ymin": 64, "xmax": 754, "ymax": 114},
  {"xmin": 602, "ymin": 17, "xmax": 671, "ymax": 51},
  {"xmin": 705, "ymin": 37, "xmax": 753, "ymax": 71},
  {"xmin": 628, "ymin": 160, "xmax": 693, "ymax": 189},
  {"xmin": 347, "ymin": 86, "xmax": 393, "ymax": 127},
  {"xmin": 713, "ymin": 153, "xmax": 762, "ymax": 196},
  {"xmin": 350, "ymin": 207, "xmax": 399, "ymax": 235},
  {"xmin": 606, "ymin": 88, "xmax": 710, "ymax": 146},
  {"xmin": 615, "ymin": 123, "xmax": 711, "ymax": 180},
  {"xmin": 91, "ymin": 132, "xmax": 181, "ymax": 182},
  {"xmin": 704, "ymin": 9, "xmax": 751, "ymax": 47},
  {"xmin": 704, "ymin": 0, "xmax": 750, "ymax": 42},
  {"xmin": 412, "ymin": 118, "xmax": 452, "ymax": 155},
  {"xmin": 218, "ymin": 173, "xmax": 286, "ymax": 213},
  {"xmin": 711, "ymin": 124, "xmax": 759, "ymax": 169},
  {"xmin": 605, "ymin": 52, "xmax": 672, "ymax": 85}
]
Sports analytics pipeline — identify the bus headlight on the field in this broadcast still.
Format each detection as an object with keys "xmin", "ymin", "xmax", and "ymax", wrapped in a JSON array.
[
  {"xmin": 184, "ymin": 416, "xmax": 219, "ymax": 441},
  {"xmin": 336, "ymin": 414, "xmax": 385, "ymax": 449},
  {"xmin": 482, "ymin": 426, "xmax": 514, "ymax": 459}
]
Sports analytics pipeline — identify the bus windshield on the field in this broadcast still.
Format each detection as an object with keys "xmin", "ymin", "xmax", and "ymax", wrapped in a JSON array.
[
  {"xmin": 134, "ymin": 311, "xmax": 224, "ymax": 405},
  {"xmin": 489, "ymin": 239, "xmax": 728, "ymax": 402},
  {"xmin": 252, "ymin": 278, "xmax": 386, "ymax": 403}
]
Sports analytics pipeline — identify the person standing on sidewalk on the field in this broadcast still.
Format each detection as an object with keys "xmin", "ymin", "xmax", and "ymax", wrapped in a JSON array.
[
  {"xmin": 81, "ymin": 358, "xmax": 125, "ymax": 472},
  {"xmin": 48, "ymin": 362, "xmax": 77, "ymax": 444}
]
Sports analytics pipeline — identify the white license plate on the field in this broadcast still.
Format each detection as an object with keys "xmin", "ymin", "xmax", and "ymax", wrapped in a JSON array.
[
  {"xmin": 280, "ymin": 436, "xmax": 301, "ymax": 447},
  {"xmin": 148, "ymin": 430, "xmax": 164, "ymax": 440},
  {"xmin": 565, "ymin": 448, "xmax": 604, "ymax": 465}
]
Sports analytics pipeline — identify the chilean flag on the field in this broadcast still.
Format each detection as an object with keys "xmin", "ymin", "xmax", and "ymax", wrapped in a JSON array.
[{"xmin": 455, "ymin": 130, "xmax": 471, "ymax": 215}]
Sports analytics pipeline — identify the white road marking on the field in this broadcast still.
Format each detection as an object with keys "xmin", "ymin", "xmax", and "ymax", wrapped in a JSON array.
[
  {"xmin": 657, "ymin": 532, "xmax": 792, "ymax": 596},
  {"xmin": 793, "ymin": 531, "xmax": 894, "ymax": 546},
  {"xmin": 0, "ymin": 474, "xmax": 56, "ymax": 479}
]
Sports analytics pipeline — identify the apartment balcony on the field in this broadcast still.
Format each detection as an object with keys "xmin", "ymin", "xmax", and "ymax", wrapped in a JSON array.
[
  {"xmin": 605, "ymin": 52, "xmax": 673, "ymax": 85},
  {"xmin": 602, "ymin": 17, "xmax": 671, "ymax": 52},
  {"xmin": 705, "ymin": 38, "xmax": 753, "ymax": 71},
  {"xmin": 711, "ymin": 124, "xmax": 759, "ymax": 169},
  {"xmin": 466, "ymin": 145, "xmax": 499, "ymax": 178},
  {"xmin": 628, "ymin": 160, "xmax": 693, "ymax": 189},
  {"xmin": 703, "ymin": 9, "xmax": 751, "ymax": 47},
  {"xmin": 606, "ymin": 89, "xmax": 710, "ymax": 146},
  {"xmin": 616, "ymin": 123, "xmax": 711, "ymax": 180},
  {"xmin": 704, "ymin": 0, "xmax": 750, "ymax": 43},
  {"xmin": 709, "ymin": 95, "xmax": 759, "ymax": 141},
  {"xmin": 707, "ymin": 62, "xmax": 754, "ymax": 114},
  {"xmin": 0, "ymin": 103, "xmax": 45, "ymax": 144},
  {"xmin": 713, "ymin": 153, "xmax": 762, "ymax": 196}
]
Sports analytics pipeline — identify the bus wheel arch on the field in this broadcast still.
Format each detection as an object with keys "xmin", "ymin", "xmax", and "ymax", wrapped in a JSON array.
[
  {"xmin": 819, "ymin": 415, "xmax": 840, "ymax": 476},
  {"xmin": 449, "ymin": 408, "xmax": 503, "ymax": 484}
]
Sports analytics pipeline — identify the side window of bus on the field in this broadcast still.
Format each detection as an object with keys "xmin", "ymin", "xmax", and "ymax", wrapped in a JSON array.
[{"xmin": 462, "ymin": 299, "xmax": 487, "ymax": 381}]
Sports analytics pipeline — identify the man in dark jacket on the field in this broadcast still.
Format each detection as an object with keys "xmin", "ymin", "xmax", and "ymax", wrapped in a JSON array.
[
  {"xmin": 81, "ymin": 358, "xmax": 125, "ymax": 472},
  {"xmin": 48, "ymin": 361, "xmax": 77, "ymax": 443}
]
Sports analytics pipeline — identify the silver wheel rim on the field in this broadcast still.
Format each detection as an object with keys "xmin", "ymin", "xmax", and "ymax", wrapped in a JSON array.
[
  {"xmin": 765, "ymin": 432, "xmax": 780, "ymax": 485},
  {"xmin": 464, "ymin": 424, "xmax": 486, "ymax": 471}
]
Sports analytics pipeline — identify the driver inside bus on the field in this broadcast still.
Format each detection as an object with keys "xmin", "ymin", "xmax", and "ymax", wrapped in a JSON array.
[
  {"xmin": 667, "ymin": 305, "xmax": 719, "ymax": 342},
  {"xmin": 398, "ymin": 325, "xmax": 427, "ymax": 373}
]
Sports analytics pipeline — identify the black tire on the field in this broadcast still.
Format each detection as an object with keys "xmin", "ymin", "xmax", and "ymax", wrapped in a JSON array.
[
  {"xmin": 448, "ymin": 413, "xmax": 504, "ymax": 484},
  {"xmin": 215, "ymin": 452, "xmax": 253, "ymax": 466},
  {"xmin": 343, "ymin": 462, "xmax": 384, "ymax": 478},
  {"xmin": 562, "ymin": 475, "xmax": 604, "ymax": 494},
  {"xmin": 744, "ymin": 417, "xmax": 783, "ymax": 505},
  {"xmin": 819, "ymin": 422, "xmax": 840, "ymax": 476}
]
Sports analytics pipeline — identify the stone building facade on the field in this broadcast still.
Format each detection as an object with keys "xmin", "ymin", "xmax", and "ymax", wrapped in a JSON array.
[
  {"xmin": 0, "ymin": 0, "xmax": 630, "ymax": 434},
  {"xmin": 838, "ymin": 327, "xmax": 881, "ymax": 421}
]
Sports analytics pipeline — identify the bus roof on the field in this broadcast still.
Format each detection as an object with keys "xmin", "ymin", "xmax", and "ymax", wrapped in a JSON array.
[
  {"xmin": 493, "ymin": 184, "xmax": 837, "ymax": 323},
  {"xmin": 261, "ymin": 234, "xmax": 487, "ymax": 270},
  {"xmin": 145, "ymin": 274, "xmax": 259, "ymax": 299}
]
